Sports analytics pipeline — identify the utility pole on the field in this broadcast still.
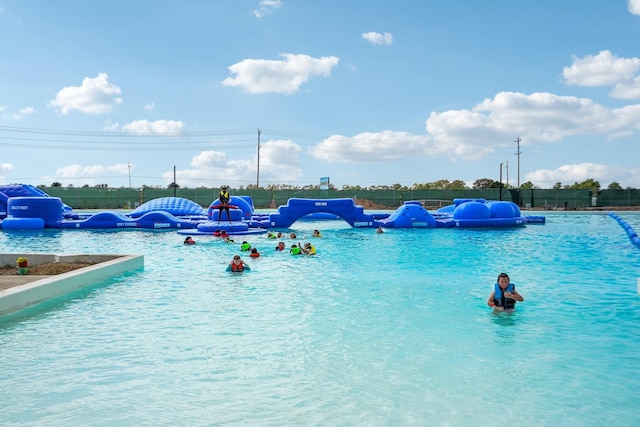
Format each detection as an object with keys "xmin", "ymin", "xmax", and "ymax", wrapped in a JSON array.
[
  {"xmin": 505, "ymin": 161, "xmax": 509, "ymax": 188},
  {"xmin": 514, "ymin": 137, "xmax": 522, "ymax": 206},
  {"xmin": 173, "ymin": 165, "xmax": 176, "ymax": 197},
  {"xmin": 256, "ymin": 129, "xmax": 261, "ymax": 189},
  {"xmin": 127, "ymin": 162, "xmax": 132, "ymax": 189},
  {"xmin": 499, "ymin": 163, "xmax": 503, "ymax": 201},
  {"xmin": 514, "ymin": 137, "xmax": 521, "ymax": 189}
]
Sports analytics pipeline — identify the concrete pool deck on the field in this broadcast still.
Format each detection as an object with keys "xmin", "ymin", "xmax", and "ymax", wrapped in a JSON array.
[{"xmin": 0, "ymin": 253, "xmax": 144, "ymax": 316}]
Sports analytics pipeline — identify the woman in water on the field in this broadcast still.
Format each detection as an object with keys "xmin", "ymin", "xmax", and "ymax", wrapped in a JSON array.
[{"xmin": 487, "ymin": 272, "xmax": 523, "ymax": 312}]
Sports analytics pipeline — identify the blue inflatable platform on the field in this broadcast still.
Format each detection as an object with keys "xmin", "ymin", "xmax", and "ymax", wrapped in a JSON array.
[{"xmin": 0, "ymin": 184, "xmax": 545, "ymax": 232}]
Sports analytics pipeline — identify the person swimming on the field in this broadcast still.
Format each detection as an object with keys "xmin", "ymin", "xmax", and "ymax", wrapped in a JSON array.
[{"xmin": 227, "ymin": 255, "xmax": 250, "ymax": 272}]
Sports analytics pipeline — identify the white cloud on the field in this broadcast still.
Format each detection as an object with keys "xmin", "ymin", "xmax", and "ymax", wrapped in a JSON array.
[
  {"xmin": 610, "ymin": 76, "xmax": 640, "ymax": 99},
  {"xmin": 1, "ymin": 106, "xmax": 36, "ymax": 120},
  {"xmin": 252, "ymin": 0, "xmax": 282, "ymax": 18},
  {"xmin": 121, "ymin": 119, "xmax": 185, "ymax": 135},
  {"xmin": 222, "ymin": 53, "xmax": 340, "ymax": 94},
  {"xmin": 165, "ymin": 139, "xmax": 302, "ymax": 186},
  {"xmin": 103, "ymin": 119, "xmax": 119, "ymax": 131},
  {"xmin": 55, "ymin": 163, "xmax": 131, "ymax": 185},
  {"xmin": 362, "ymin": 32, "xmax": 393, "ymax": 46},
  {"xmin": 563, "ymin": 50, "xmax": 640, "ymax": 99},
  {"xmin": 1, "ymin": 163, "xmax": 15, "ymax": 172},
  {"xmin": 144, "ymin": 101, "xmax": 155, "ymax": 111},
  {"xmin": 526, "ymin": 163, "xmax": 640, "ymax": 189},
  {"xmin": 48, "ymin": 73, "xmax": 123, "ymax": 115},
  {"xmin": 630, "ymin": 0, "xmax": 640, "ymax": 16},
  {"xmin": 309, "ymin": 91, "xmax": 640, "ymax": 164},
  {"xmin": 310, "ymin": 131, "xmax": 430, "ymax": 163},
  {"xmin": 258, "ymin": 139, "xmax": 303, "ymax": 182}
]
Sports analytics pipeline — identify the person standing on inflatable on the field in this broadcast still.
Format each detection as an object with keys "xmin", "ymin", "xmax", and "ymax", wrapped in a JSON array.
[
  {"xmin": 218, "ymin": 185, "xmax": 231, "ymax": 222},
  {"xmin": 487, "ymin": 272, "xmax": 523, "ymax": 312}
]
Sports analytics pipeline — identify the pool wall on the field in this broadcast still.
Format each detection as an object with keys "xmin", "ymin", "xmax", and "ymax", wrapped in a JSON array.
[{"xmin": 0, "ymin": 253, "xmax": 144, "ymax": 316}]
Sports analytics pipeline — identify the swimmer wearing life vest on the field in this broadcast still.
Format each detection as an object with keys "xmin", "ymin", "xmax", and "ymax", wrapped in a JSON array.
[
  {"xmin": 183, "ymin": 236, "xmax": 195, "ymax": 245},
  {"xmin": 312, "ymin": 229, "xmax": 322, "ymax": 238},
  {"xmin": 487, "ymin": 272, "xmax": 523, "ymax": 312},
  {"xmin": 299, "ymin": 242, "xmax": 316, "ymax": 255},
  {"xmin": 275, "ymin": 241, "xmax": 286, "ymax": 251},
  {"xmin": 289, "ymin": 244, "xmax": 301, "ymax": 255},
  {"xmin": 240, "ymin": 241, "xmax": 251, "ymax": 251},
  {"xmin": 226, "ymin": 254, "xmax": 251, "ymax": 272},
  {"xmin": 249, "ymin": 248, "xmax": 260, "ymax": 258}
]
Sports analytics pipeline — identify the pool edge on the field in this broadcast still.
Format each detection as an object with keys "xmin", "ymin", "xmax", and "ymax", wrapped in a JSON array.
[{"xmin": 0, "ymin": 254, "xmax": 144, "ymax": 316}]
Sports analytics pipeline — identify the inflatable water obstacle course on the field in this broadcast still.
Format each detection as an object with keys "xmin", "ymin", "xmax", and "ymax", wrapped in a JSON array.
[{"xmin": 0, "ymin": 184, "xmax": 545, "ymax": 233}]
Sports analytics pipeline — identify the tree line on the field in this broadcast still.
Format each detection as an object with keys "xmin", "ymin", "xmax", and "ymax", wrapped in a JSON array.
[{"xmin": 50, "ymin": 177, "xmax": 625, "ymax": 192}]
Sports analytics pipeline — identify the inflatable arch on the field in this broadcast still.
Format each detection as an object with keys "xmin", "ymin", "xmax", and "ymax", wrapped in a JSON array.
[{"xmin": 268, "ymin": 198, "xmax": 379, "ymax": 228}]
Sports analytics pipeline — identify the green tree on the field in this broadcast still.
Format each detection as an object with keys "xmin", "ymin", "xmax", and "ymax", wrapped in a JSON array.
[
  {"xmin": 608, "ymin": 182, "xmax": 622, "ymax": 190},
  {"xmin": 552, "ymin": 182, "xmax": 562, "ymax": 190},
  {"xmin": 567, "ymin": 178, "xmax": 600, "ymax": 192},
  {"xmin": 449, "ymin": 180, "xmax": 469, "ymax": 190},
  {"xmin": 473, "ymin": 178, "xmax": 494, "ymax": 189},
  {"xmin": 520, "ymin": 181, "xmax": 539, "ymax": 189}
]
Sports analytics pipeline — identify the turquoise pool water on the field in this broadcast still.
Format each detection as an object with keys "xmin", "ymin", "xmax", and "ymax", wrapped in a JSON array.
[{"xmin": 1, "ymin": 212, "xmax": 640, "ymax": 426}]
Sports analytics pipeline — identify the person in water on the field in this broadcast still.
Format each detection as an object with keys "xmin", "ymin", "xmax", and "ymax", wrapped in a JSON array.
[
  {"xmin": 240, "ymin": 241, "xmax": 251, "ymax": 251},
  {"xmin": 275, "ymin": 241, "xmax": 286, "ymax": 251},
  {"xmin": 299, "ymin": 242, "xmax": 316, "ymax": 255},
  {"xmin": 183, "ymin": 236, "xmax": 195, "ymax": 245},
  {"xmin": 249, "ymin": 247, "xmax": 260, "ymax": 258},
  {"xmin": 217, "ymin": 185, "xmax": 231, "ymax": 222},
  {"xmin": 487, "ymin": 272, "xmax": 523, "ymax": 312},
  {"xmin": 227, "ymin": 254, "xmax": 250, "ymax": 272},
  {"xmin": 289, "ymin": 244, "xmax": 301, "ymax": 255},
  {"xmin": 376, "ymin": 226, "xmax": 384, "ymax": 234},
  {"xmin": 312, "ymin": 229, "xmax": 322, "ymax": 238}
]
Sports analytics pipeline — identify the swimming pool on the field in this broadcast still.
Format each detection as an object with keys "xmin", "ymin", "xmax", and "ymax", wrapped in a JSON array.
[{"xmin": 1, "ymin": 212, "xmax": 639, "ymax": 425}]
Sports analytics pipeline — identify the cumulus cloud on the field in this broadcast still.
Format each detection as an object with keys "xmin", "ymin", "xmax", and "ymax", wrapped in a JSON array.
[
  {"xmin": 526, "ymin": 163, "xmax": 640, "ymax": 189},
  {"xmin": 121, "ymin": 119, "xmax": 185, "ymax": 135},
  {"xmin": 310, "ymin": 131, "xmax": 430, "ymax": 163},
  {"xmin": 144, "ymin": 101, "xmax": 155, "ymax": 111},
  {"xmin": 1, "ymin": 163, "xmax": 15, "ymax": 172},
  {"xmin": 630, "ymin": 0, "xmax": 640, "ymax": 16},
  {"xmin": 166, "ymin": 139, "xmax": 302, "ymax": 186},
  {"xmin": 309, "ymin": 91, "xmax": 640, "ymax": 163},
  {"xmin": 48, "ymin": 73, "xmax": 123, "ymax": 115},
  {"xmin": 563, "ymin": 50, "xmax": 640, "ymax": 99},
  {"xmin": 55, "ymin": 163, "xmax": 131, "ymax": 183},
  {"xmin": 1, "ymin": 106, "xmax": 35, "ymax": 120},
  {"xmin": 222, "ymin": 53, "xmax": 340, "ymax": 94},
  {"xmin": 252, "ymin": 0, "xmax": 282, "ymax": 18},
  {"xmin": 103, "ymin": 119, "xmax": 119, "ymax": 131},
  {"xmin": 362, "ymin": 31, "xmax": 393, "ymax": 46}
]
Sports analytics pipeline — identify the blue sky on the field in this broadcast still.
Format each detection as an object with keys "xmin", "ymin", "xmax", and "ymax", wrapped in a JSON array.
[{"xmin": 1, "ymin": 0, "xmax": 640, "ymax": 190}]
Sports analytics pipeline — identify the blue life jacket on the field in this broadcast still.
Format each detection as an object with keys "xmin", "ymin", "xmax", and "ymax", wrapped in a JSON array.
[{"xmin": 493, "ymin": 282, "xmax": 516, "ymax": 309}]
